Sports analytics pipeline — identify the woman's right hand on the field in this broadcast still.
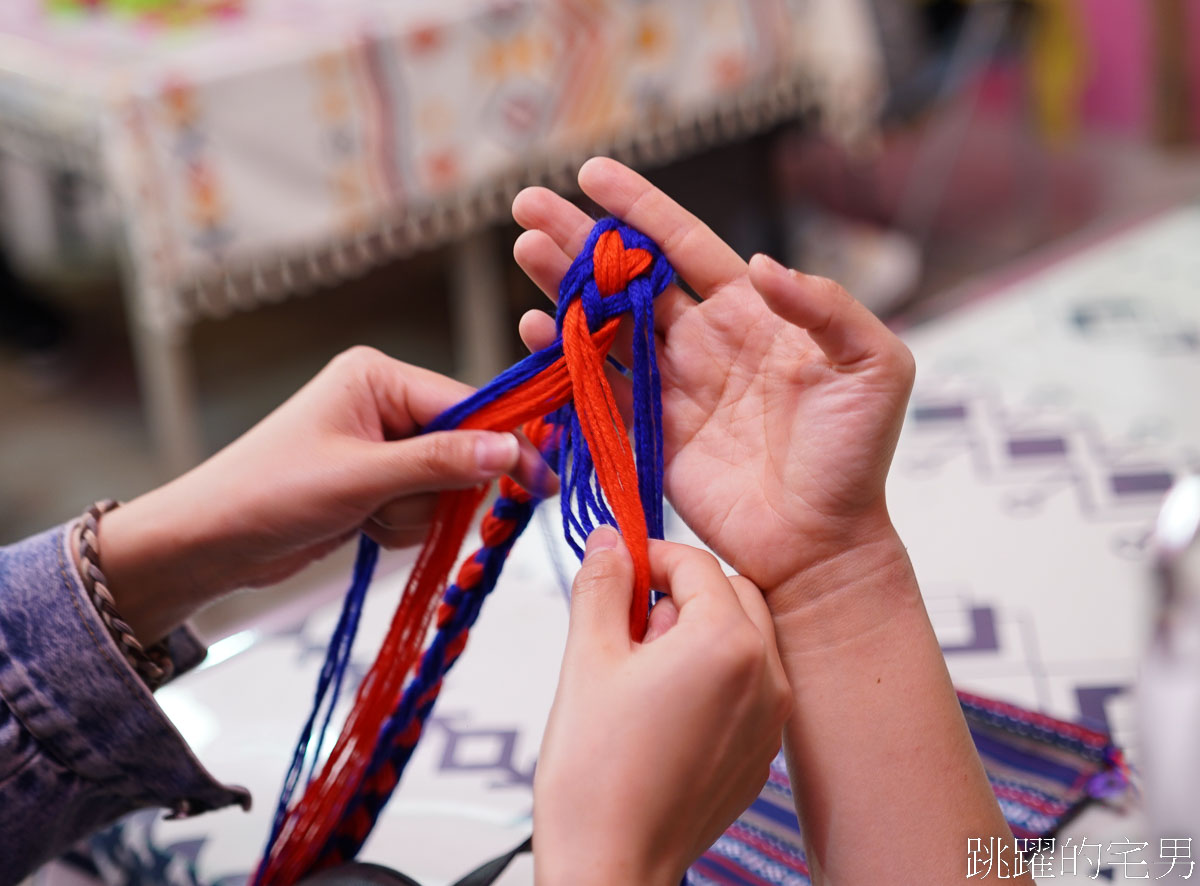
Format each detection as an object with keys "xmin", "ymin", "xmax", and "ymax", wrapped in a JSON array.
[
  {"xmin": 95, "ymin": 346, "xmax": 551, "ymax": 645},
  {"xmin": 534, "ymin": 528, "xmax": 792, "ymax": 886}
]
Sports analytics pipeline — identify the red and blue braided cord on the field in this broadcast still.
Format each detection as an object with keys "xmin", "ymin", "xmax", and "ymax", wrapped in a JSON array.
[{"xmin": 313, "ymin": 460, "xmax": 555, "ymax": 868}]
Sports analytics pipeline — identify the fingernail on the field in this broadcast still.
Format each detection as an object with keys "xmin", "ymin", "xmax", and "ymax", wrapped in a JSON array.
[
  {"xmin": 584, "ymin": 525, "xmax": 619, "ymax": 557},
  {"xmin": 475, "ymin": 432, "xmax": 519, "ymax": 473},
  {"xmin": 753, "ymin": 253, "xmax": 796, "ymax": 278}
]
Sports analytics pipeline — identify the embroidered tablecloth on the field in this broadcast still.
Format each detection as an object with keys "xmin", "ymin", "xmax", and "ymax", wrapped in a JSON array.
[
  {"xmin": 0, "ymin": 0, "xmax": 882, "ymax": 326},
  {"xmin": 0, "ymin": 0, "xmax": 885, "ymax": 471}
]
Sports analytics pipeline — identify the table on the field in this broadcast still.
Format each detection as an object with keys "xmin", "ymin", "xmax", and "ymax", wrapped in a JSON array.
[
  {"xmin": 0, "ymin": 0, "xmax": 883, "ymax": 472},
  {"xmin": 890, "ymin": 203, "xmax": 1200, "ymax": 881}
]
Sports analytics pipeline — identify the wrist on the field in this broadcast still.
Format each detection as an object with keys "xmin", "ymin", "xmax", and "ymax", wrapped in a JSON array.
[
  {"xmin": 766, "ymin": 516, "xmax": 920, "ymax": 654},
  {"xmin": 534, "ymin": 808, "xmax": 683, "ymax": 886},
  {"xmin": 535, "ymin": 853, "xmax": 680, "ymax": 886},
  {"xmin": 96, "ymin": 483, "xmax": 219, "ymax": 644}
]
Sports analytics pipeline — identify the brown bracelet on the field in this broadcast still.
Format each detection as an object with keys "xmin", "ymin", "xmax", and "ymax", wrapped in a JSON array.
[{"xmin": 76, "ymin": 500, "xmax": 174, "ymax": 690}]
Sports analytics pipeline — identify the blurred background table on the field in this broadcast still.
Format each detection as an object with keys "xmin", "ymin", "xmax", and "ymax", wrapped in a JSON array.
[{"xmin": 0, "ymin": 0, "xmax": 883, "ymax": 472}]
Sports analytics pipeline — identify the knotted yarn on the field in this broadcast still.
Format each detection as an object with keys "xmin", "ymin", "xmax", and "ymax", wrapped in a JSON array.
[{"xmin": 255, "ymin": 218, "xmax": 674, "ymax": 884}]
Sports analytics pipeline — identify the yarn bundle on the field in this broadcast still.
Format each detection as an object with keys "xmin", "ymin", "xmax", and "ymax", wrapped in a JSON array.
[{"xmin": 255, "ymin": 218, "xmax": 674, "ymax": 884}]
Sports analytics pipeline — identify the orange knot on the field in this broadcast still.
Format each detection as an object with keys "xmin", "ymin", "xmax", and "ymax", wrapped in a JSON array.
[{"xmin": 594, "ymin": 228, "xmax": 652, "ymax": 297}]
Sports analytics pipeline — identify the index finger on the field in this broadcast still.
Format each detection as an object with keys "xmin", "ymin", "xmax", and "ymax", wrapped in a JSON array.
[
  {"xmin": 511, "ymin": 190, "xmax": 698, "ymax": 331},
  {"xmin": 578, "ymin": 157, "xmax": 748, "ymax": 297},
  {"xmin": 360, "ymin": 352, "xmax": 557, "ymax": 497}
]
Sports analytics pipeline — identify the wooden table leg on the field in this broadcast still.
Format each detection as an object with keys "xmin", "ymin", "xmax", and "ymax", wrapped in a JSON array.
[
  {"xmin": 448, "ymin": 227, "xmax": 511, "ymax": 386},
  {"xmin": 116, "ymin": 230, "xmax": 204, "ymax": 476},
  {"xmin": 128, "ymin": 313, "xmax": 203, "ymax": 476}
]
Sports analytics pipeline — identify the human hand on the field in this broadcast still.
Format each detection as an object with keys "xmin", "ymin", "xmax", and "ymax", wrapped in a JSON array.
[
  {"xmin": 512, "ymin": 158, "xmax": 915, "ymax": 614},
  {"xmin": 534, "ymin": 528, "xmax": 790, "ymax": 886},
  {"xmin": 96, "ymin": 346, "xmax": 553, "ymax": 643}
]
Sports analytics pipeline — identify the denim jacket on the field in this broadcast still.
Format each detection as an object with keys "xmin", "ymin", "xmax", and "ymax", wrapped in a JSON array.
[{"xmin": 0, "ymin": 524, "xmax": 250, "ymax": 884}]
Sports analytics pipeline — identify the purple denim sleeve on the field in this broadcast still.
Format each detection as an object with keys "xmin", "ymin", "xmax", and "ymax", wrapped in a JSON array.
[{"xmin": 0, "ymin": 523, "xmax": 250, "ymax": 884}]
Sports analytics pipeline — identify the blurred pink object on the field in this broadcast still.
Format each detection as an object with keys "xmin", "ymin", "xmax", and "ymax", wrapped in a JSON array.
[
  {"xmin": 1188, "ymin": 1, "xmax": 1200, "ymax": 141},
  {"xmin": 1076, "ymin": 0, "xmax": 1152, "ymax": 136}
]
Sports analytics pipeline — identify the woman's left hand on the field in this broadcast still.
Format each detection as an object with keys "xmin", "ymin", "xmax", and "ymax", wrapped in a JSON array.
[{"xmin": 512, "ymin": 158, "xmax": 916, "ymax": 615}]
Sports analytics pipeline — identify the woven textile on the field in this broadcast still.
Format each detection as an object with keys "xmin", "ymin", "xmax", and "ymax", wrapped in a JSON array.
[{"xmin": 687, "ymin": 691, "xmax": 1129, "ymax": 886}]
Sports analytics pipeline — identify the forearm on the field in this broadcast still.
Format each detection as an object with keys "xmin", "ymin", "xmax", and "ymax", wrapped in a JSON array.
[{"xmin": 768, "ymin": 529, "xmax": 1027, "ymax": 885}]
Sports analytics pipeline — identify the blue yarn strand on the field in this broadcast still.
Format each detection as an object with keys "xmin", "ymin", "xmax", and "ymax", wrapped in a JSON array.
[
  {"xmin": 304, "ymin": 536, "xmax": 378, "ymax": 785},
  {"xmin": 257, "ymin": 533, "xmax": 378, "ymax": 882},
  {"xmin": 630, "ymin": 272, "xmax": 665, "ymax": 540}
]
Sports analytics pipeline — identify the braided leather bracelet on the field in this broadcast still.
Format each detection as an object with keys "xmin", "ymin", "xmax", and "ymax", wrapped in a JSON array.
[{"xmin": 76, "ymin": 500, "xmax": 174, "ymax": 690}]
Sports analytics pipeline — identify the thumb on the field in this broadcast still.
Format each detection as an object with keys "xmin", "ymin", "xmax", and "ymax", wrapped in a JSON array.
[
  {"xmin": 642, "ymin": 595, "xmax": 679, "ymax": 644},
  {"xmin": 374, "ymin": 430, "xmax": 520, "ymax": 496},
  {"xmin": 748, "ymin": 253, "xmax": 884, "ymax": 369},
  {"xmin": 566, "ymin": 526, "xmax": 634, "ymax": 659}
]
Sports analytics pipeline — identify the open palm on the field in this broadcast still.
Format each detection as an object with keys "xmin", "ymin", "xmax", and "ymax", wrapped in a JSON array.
[{"xmin": 513, "ymin": 158, "xmax": 915, "ymax": 598}]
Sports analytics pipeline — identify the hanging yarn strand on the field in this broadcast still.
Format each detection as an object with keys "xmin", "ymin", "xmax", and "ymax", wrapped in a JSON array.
[
  {"xmin": 310, "ymin": 421, "xmax": 560, "ymax": 872},
  {"xmin": 257, "ymin": 486, "xmax": 486, "ymax": 884},
  {"xmin": 256, "ymin": 218, "xmax": 674, "ymax": 885},
  {"xmin": 260, "ymin": 534, "xmax": 377, "ymax": 860}
]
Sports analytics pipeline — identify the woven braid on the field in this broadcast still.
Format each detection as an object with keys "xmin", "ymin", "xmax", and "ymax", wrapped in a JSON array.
[
  {"xmin": 309, "ymin": 439, "xmax": 553, "ymax": 872},
  {"xmin": 262, "ymin": 425, "xmax": 553, "ymax": 882},
  {"xmin": 77, "ymin": 500, "xmax": 173, "ymax": 689}
]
